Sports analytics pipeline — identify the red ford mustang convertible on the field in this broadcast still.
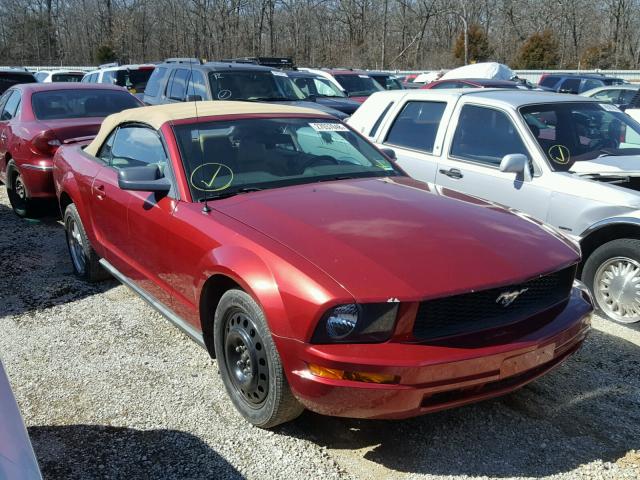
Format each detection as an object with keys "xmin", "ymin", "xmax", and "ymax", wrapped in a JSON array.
[
  {"xmin": 53, "ymin": 102, "xmax": 592, "ymax": 427},
  {"xmin": 0, "ymin": 83, "xmax": 141, "ymax": 217}
]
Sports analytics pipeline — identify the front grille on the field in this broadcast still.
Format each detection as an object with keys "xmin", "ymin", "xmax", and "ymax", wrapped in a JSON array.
[{"xmin": 413, "ymin": 266, "xmax": 576, "ymax": 341}]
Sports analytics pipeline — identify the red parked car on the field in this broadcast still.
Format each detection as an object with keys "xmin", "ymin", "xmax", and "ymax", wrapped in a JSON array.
[
  {"xmin": 53, "ymin": 101, "xmax": 592, "ymax": 428},
  {"xmin": 0, "ymin": 83, "xmax": 142, "ymax": 217}
]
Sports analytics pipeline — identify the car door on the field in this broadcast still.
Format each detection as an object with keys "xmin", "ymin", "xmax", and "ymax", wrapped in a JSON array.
[
  {"xmin": 88, "ymin": 128, "xmax": 131, "ymax": 272},
  {"xmin": 114, "ymin": 126, "xmax": 181, "ymax": 309},
  {"xmin": 378, "ymin": 99, "xmax": 452, "ymax": 183},
  {"xmin": 0, "ymin": 90, "xmax": 20, "ymax": 178},
  {"xmin": 435, "ymin": 103, "xmax": 551, "ymax": 221}
]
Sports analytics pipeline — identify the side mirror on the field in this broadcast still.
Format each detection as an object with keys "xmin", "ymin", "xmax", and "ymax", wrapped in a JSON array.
[
  {"xmin": 380, "ymin": 147, "xmax": 397, "ymax": 160},
  {"xmin": 186, "ymin": 94, "xmax": 202, "ymax": 102},
  {"xmin": 559, "ymin": 88, "xmax": 577, "ymax": 95},
  {"xmin": 307, "ymin": 94, "xmax": 317, "ymax": 102},
  {"xmin": 118, "ymin": 165, "xmax": 171, "ymax": 193},
  {"xmin": 499, "ymin": 153, "xmax": 531, "ymax": 181}
]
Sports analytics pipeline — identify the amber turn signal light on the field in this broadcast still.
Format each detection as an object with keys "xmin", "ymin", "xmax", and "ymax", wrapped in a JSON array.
[{"xmin": 308, "ymin": 364, "xmax": 399, "ymax": 384}]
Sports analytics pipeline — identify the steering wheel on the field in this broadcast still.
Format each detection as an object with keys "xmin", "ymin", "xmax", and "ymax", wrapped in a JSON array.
[{"xmin": 301, "ymin": 155, "xmax": 339, "ymax": 171}]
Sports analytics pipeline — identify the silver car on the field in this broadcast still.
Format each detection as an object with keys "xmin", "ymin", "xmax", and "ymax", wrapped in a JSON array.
[{"xmin": 348, "ymin": 89, "xmax": 640, "ymax": 323}]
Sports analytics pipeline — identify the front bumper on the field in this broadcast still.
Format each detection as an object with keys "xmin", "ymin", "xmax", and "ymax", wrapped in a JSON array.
[{"xmin": 276, "ymin": 286, "xmax": 592, "ymax": 419}]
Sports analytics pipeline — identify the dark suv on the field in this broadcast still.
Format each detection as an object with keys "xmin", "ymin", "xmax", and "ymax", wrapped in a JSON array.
[
  {"xmin": 143, "ymin": 59, "xmax": 348, "ymax": 119},
  {"xmin": 0, "ymin": 68, "xmax": 37, "ymax": 95},
  {"xmin": 538, "ymin": 73, "xmax": 626, "ymax": 94}
]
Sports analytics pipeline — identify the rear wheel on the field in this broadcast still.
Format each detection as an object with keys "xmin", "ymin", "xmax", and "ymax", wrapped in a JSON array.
[
  {"xmin": 63, "ymin": 204, "xmax": 109, "ymax": 282},
  {"xmin": 583, "ymin": 238, "xmax": 640, "ymax": 324},
  {"xmin": 7, "ymin": 170, "xmax": 36, "ymax": 218},
  {"xmin": 214, "ymin": 289, "xmax": 303, "ymax": 428}
]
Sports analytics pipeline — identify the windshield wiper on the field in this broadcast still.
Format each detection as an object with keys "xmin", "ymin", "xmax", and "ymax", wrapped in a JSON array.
[
  {"xmin": 199, "ymin": 187, "xmax": 263, "ymax": 202},
  {"xmin": 248, "ymin": 96, "xmax": 292, "ymax": 102}
]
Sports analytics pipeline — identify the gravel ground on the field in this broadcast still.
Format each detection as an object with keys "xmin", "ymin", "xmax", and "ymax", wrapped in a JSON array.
[{"xmin": 0, "ymin": 188, "xmax": 639, "ymax": 480}]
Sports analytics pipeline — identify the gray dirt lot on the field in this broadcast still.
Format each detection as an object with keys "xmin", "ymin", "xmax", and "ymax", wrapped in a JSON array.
[{"xmin": 0, "ymin": 188, "xmax": 639, "ymax": 480}]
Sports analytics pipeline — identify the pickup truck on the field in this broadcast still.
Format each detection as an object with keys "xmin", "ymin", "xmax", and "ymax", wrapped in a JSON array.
[{"xmin": 348, "ymin": 89, "xmax": 640, "ymax": 324}]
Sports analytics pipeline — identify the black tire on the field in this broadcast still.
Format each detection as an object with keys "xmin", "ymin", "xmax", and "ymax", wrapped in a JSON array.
[
  {"xmin": 63, "ymin": 204, "xmax": 109, "ymax": 282},
  {"xmin": 582, "ymin": 238, "xmax": 640, "ymax": 324},
  {"xmin": 214, "ymin": 289, "xmax": 304, "ymax": 428},
  {"xmin": 7, "ymin": 169, "xmax": 38, "ymax": 218}
]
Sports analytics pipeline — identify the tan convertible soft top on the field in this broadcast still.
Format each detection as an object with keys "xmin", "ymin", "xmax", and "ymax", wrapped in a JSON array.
[{"xmin": 84, "ymin": 100, "xmax": 329, "ymax": 157}]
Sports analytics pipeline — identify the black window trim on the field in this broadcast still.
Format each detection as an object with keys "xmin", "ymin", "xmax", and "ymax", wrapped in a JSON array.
[
  {"xmin": 369, "ymin": 101, "xmax": 394, "ymax": 138},
  {"xmin": 383, "ymin": 99, "xmax": 447, "ymax": 155},
  {"xmin": 447, "ymin": 103, "xmax": 530, "ymax": 170}
]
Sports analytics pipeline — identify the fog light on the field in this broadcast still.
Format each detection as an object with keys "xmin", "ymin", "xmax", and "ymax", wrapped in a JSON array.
[
  {"xmin": 308, "ymin": 363, "xmax": 398, "ymax": 384},
  {"xmin": 326, "ymin": 304, "xmax": 358, "ymax": 339}
]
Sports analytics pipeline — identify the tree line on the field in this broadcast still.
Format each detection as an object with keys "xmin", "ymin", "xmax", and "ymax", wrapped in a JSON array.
[{"xmin": 0, "ymin": 0, "xmax": 639, "ymax": 70}]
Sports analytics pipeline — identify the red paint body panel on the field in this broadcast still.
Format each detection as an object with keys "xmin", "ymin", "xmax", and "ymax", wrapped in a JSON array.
[
  {"xmin": 0, "ymin": 83, "xmax": 141, "ymax": 201},
  {"xmin": 53, "ymin": 111, "xmax": 592, "ymax": 421}
]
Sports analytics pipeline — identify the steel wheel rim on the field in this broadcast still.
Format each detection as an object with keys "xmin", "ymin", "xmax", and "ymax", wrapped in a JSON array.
[
  {"xmin": 594, "ymin": 256, "xmax": 640, "ymax": 323},
  {"xmin": 223, "ymin": 310, "xmax": 269, "ymax": 406},
  {"xmin": 67, "ymin": 218, "xmax": 86, "ymax": 274}
]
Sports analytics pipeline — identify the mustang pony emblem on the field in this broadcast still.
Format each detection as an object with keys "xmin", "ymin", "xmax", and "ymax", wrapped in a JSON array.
[{"xmin": 496, "ymin": 288, "xmax": 529, "ymax": 307}]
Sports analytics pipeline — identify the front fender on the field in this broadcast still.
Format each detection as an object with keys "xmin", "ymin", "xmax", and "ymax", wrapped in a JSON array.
[{"xmin": 195, "ymin": 244, "xmax": 351, "ymax": 341}]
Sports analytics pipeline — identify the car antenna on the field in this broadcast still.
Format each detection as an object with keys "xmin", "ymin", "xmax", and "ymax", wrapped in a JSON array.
[{"xmin": 189, "ymin": 55, "xmax": 210, "ymax": 214}]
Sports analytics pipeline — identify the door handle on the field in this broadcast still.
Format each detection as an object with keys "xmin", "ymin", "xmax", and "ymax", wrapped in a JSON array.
[
  {"xmin": 439, "ymin": 168, "xmax": 463, "ymax": 179},
  {"xmin": 94, "ymin": 184, "xmax": 106, "ymax": 199}
]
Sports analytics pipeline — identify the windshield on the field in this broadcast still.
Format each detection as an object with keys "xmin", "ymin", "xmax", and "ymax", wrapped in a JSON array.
[
  {"xmin": 173, "ymin": 117, "xmax": 400, "ymax": 201},
  {"xmin": 292, "ymin": 76, "xmax": 346, "ymax": 98},
  {"xmin": 371, "ymin": 75, "xmax": 403, "ymax": 90},
  {"xmin": 208, "ymin": 71, "xmax": 305, "ymax": 101},
  {"xmin": 115, "ymin": 68, "xmax": 154, "ymax": 92},
  {"xmin": 521, "ymin": 102, "xmax": 640, "ymax": 170},
  {"xmin": 0, "ymin": 73, "xmax": 36, "ymax": 94},
  {"xmin": 32, "ymin": 89, "xmax": 141, "ymax": 120},
  {"xmin": 52, "ymin": 73, "xmax": 84, "ymax": 82},
  {"xmin": 334, "ymin": 74, "xmax": 383, "ymax": 97}
]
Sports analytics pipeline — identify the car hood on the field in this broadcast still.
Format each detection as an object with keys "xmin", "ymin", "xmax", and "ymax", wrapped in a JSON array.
[
  {"xmin": 214, "ymin": 177, "xmax": 579, "ymax": 301},
  {"xmin": 315, "ymin": 97, "xmax": 361, "ymax": 114},
  {"xmin": 276, "ymin": 100, "xmax": 348, "ymax": 120},
  {"xmin": 570, "ymin": 156, "xmax": 640, "ymax": 175}
]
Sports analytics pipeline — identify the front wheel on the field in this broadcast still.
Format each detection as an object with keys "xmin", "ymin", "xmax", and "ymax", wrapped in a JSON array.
[
  {"xmin": 582, "ymin": 238, "xmax": 640, "ymax": 324},
  {"xmin": 214, "ymin": 289, "xmax": 304, "ymax": 428}
]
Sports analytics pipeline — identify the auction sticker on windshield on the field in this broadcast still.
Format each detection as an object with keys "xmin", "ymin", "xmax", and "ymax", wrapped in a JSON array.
[{"xmin": 309, "ymin": 123, "xmax": 349, "ymax": 132}]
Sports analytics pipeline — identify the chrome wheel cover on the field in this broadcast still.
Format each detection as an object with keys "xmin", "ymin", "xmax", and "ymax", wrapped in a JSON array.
[
  {"xmin": 67, "ymin": 218, "xmax": 86, "ymax": 274},
  {"xmin": 594, "ymin": 256, "xmax": 640, "ymax": 323}
]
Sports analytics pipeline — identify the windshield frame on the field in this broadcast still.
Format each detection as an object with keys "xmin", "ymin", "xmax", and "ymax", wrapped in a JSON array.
[
  {"xmin": 171, "ymin": 114, "xmax": 404, "ymax": 202},
  {"xmin": 518, "ymin": 100, "xmax": 640, "ymax": 171}
]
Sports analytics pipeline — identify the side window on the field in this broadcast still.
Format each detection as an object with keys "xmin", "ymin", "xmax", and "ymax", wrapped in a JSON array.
[
  {"xmin": 450, "ymin": 105, "xmax": 528, "ymax": 166},
  {"xmin": 186, "ymin": 70, "xmax": 208, "ymax": 100},
  {"xmin": 91, "ymin": 73, "xmax": 99, "ymax": 83},
  {"xmin": 169, "ymin": 69, "xmax": 190, "ymax": 101},
  {"xmin": 620, "ymin": 89, "xmax": 637, "ymax": 105},
  {"xmin": 0, "ymin": 90, "xmax": 13, "ymax": 114},
  {"xmin": 110, "ymin": 126, "xmax": 168, "ymax": 170},
  {"xmin": 559, "ymin": 78, "xmax": 580, "ymax": 94},
  {"xmin": 294, "ymin": 78, "xmax": 311, "ymax": 96},
  {"xmin": 1, "ymin": 91, "xmax": 21, "ymax": 121},
  {"xmin": 101, "ymin": 71, "xmax": 116, "ymax": 84},
  {"xmin": 97, "ymin": 129, "xmax": 117, "ymax": 164},
  {"xmin": 593, "ymin": 90, "xmax": 620, "ymax": 103},
  {"xmin": 539, "ymin": 75, "xmax": 559, "ymax": 88},
  {"xmin": 583, "ymin": 79, "xmax": 603, "ymax": 92},
  {"xmin": 144, "ymin": 67, "xmax": 168, "ymax": 98},
  {"xmin": 34, "ymin": 72, "xmax": 47, "ymax": 82},
  {"xmin": 384, "ymin": 101, "xmax": 446, "ymax": 153}
]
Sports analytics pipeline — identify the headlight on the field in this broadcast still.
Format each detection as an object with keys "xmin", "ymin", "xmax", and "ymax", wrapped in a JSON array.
[{"xmin": 311, "ymin": 303, "xmax": 399, "ymax": 343}]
